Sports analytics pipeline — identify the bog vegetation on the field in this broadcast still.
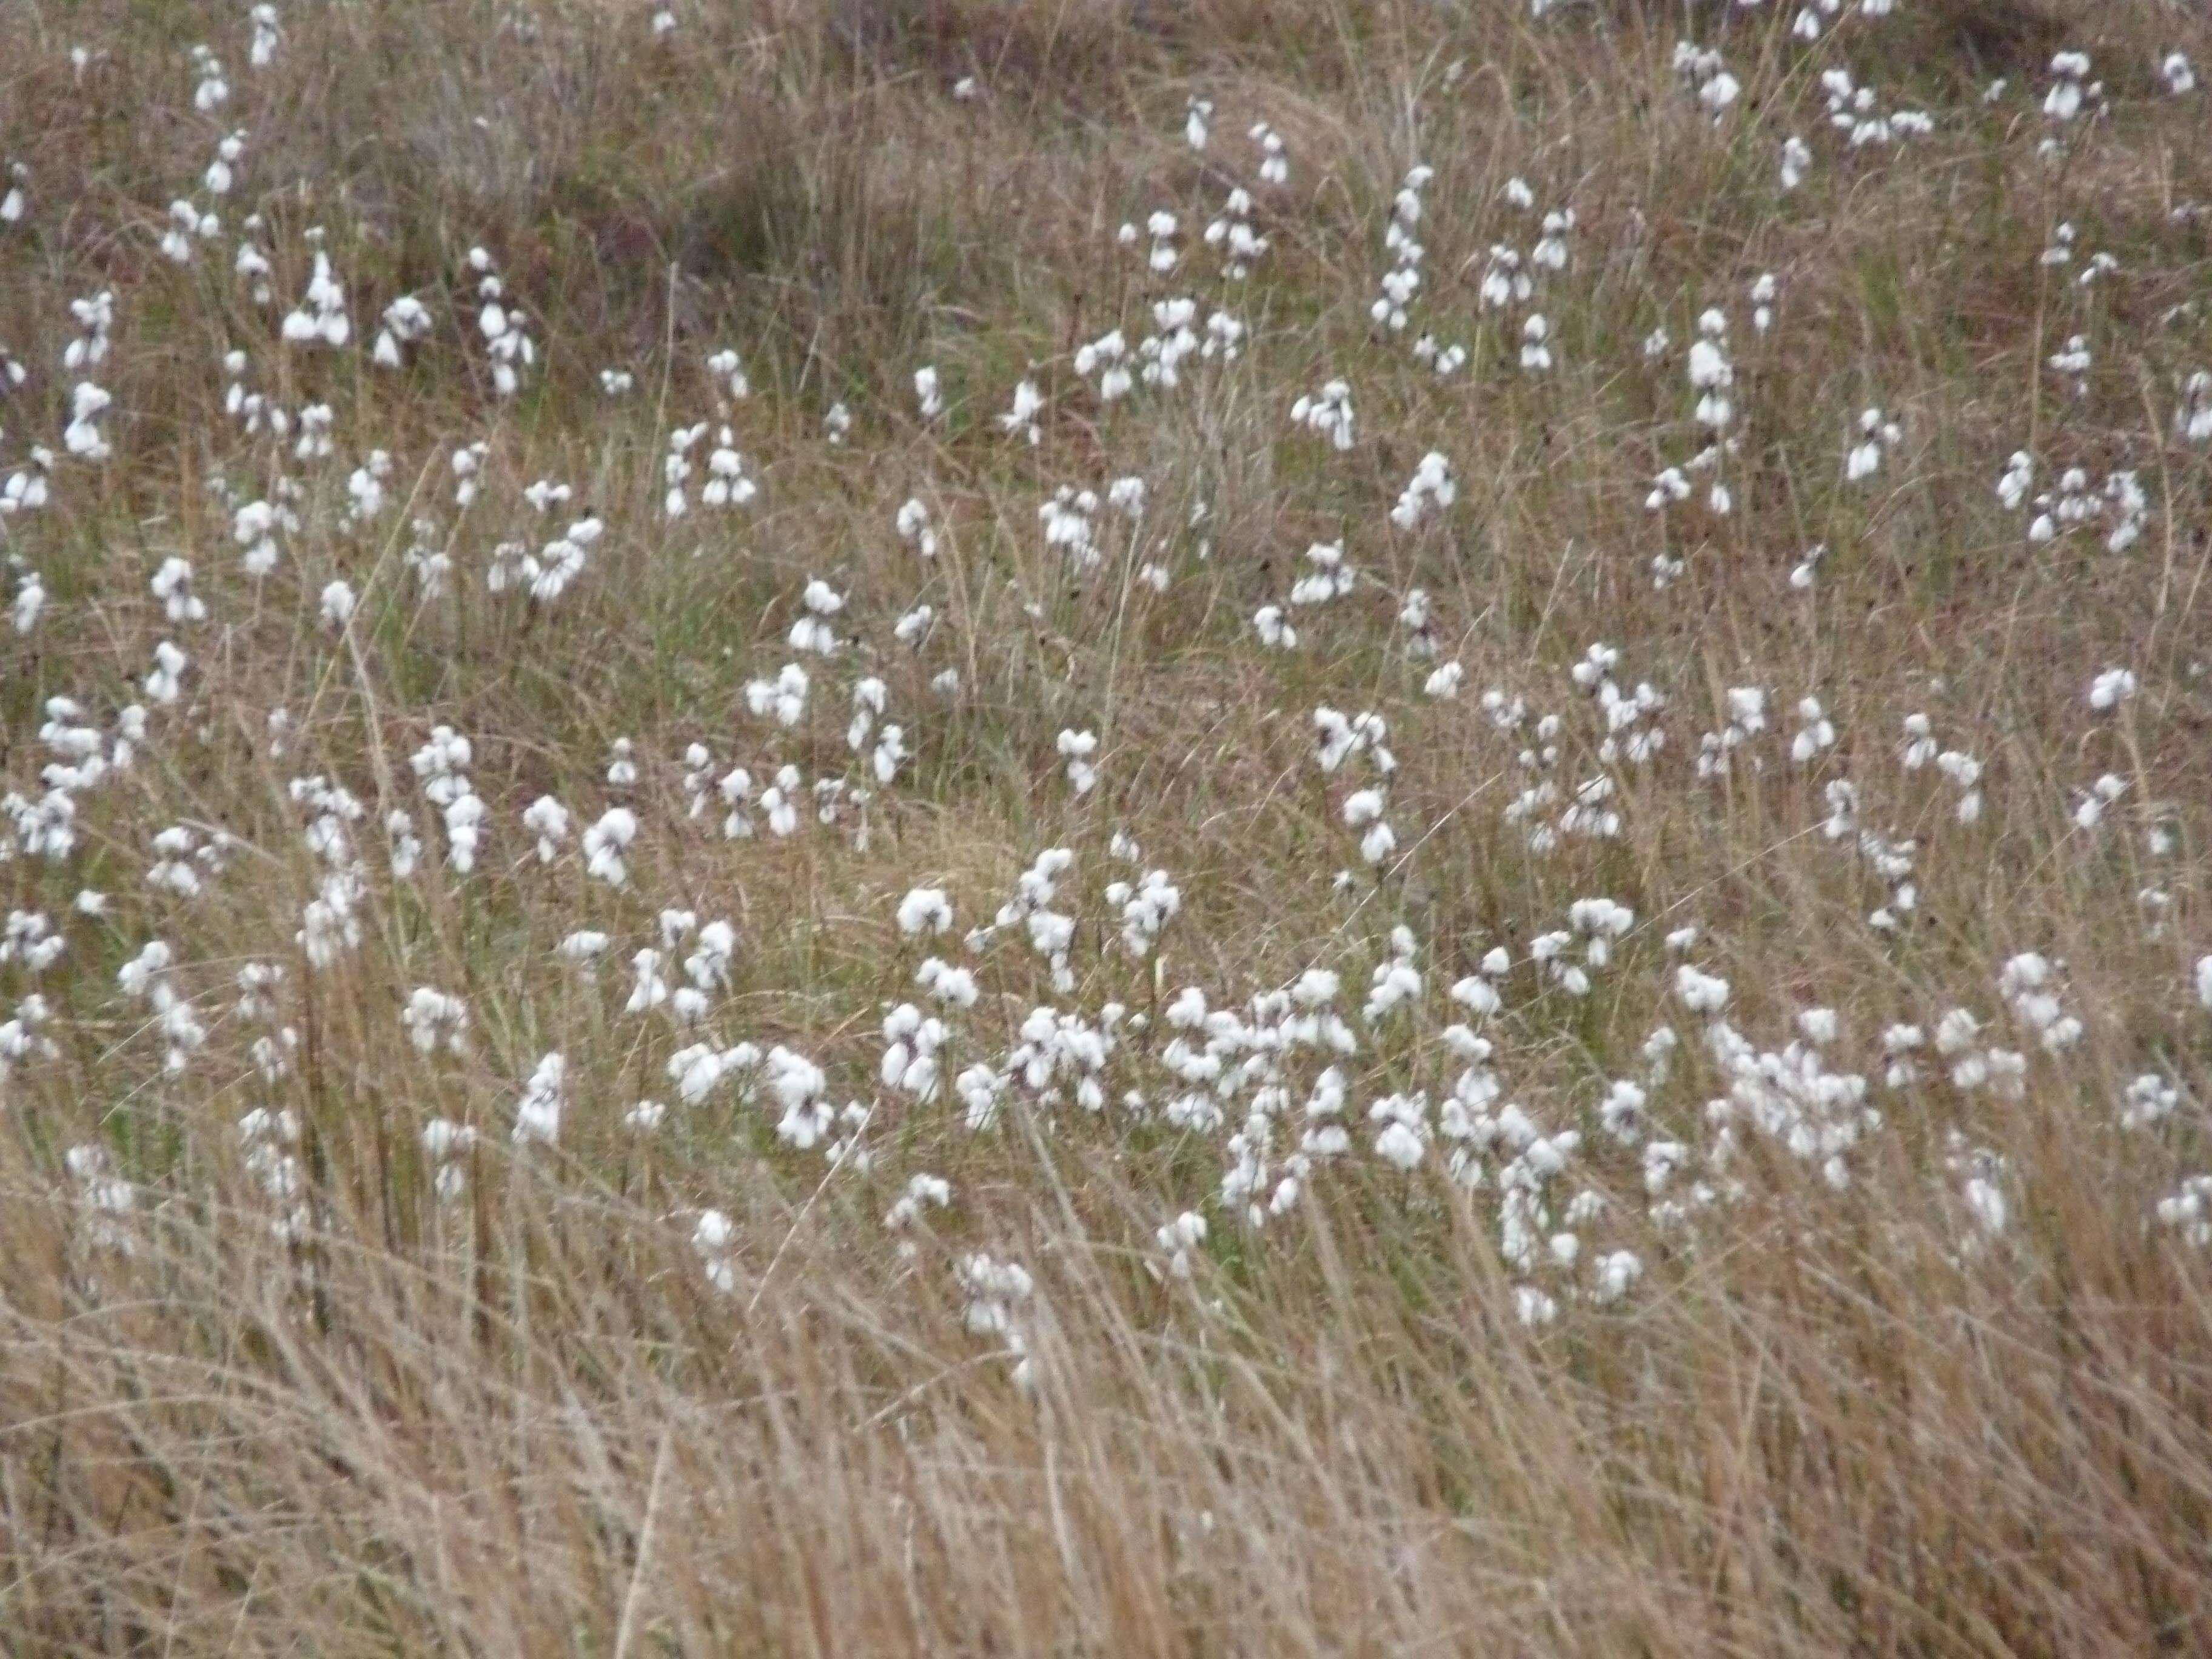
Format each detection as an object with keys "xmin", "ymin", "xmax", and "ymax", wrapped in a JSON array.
[{"xmin": 4, "ymin": 0, "xmax": 2212, "ymax": 1651}]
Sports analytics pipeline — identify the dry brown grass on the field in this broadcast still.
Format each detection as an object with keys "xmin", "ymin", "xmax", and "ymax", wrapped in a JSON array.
[{"xmin": 5, "ymin": 0, "xmax": 2212, "ymax": 1652}]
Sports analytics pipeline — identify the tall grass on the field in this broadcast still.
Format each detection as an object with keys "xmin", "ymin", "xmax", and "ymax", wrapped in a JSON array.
[{"xmin": 4, "ymin": 0, "xmax": 2212, "ymax": 1651}]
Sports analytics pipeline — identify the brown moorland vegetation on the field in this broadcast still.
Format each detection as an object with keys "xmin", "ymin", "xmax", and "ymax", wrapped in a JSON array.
[{"xmin": 4, "ymin": 0, "xmax": 2212, "ymax": 1651}]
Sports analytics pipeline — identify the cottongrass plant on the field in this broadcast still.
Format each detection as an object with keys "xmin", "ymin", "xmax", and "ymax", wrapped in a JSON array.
[{"xmin": 4, "ymin": 0, "xmax": 2212, "ymax": 1650}]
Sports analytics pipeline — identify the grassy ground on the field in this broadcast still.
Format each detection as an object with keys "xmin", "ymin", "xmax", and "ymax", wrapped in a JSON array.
[{"xmin": 5, "ymin": 0, "xmax": 2212, "ymax": 1651}]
